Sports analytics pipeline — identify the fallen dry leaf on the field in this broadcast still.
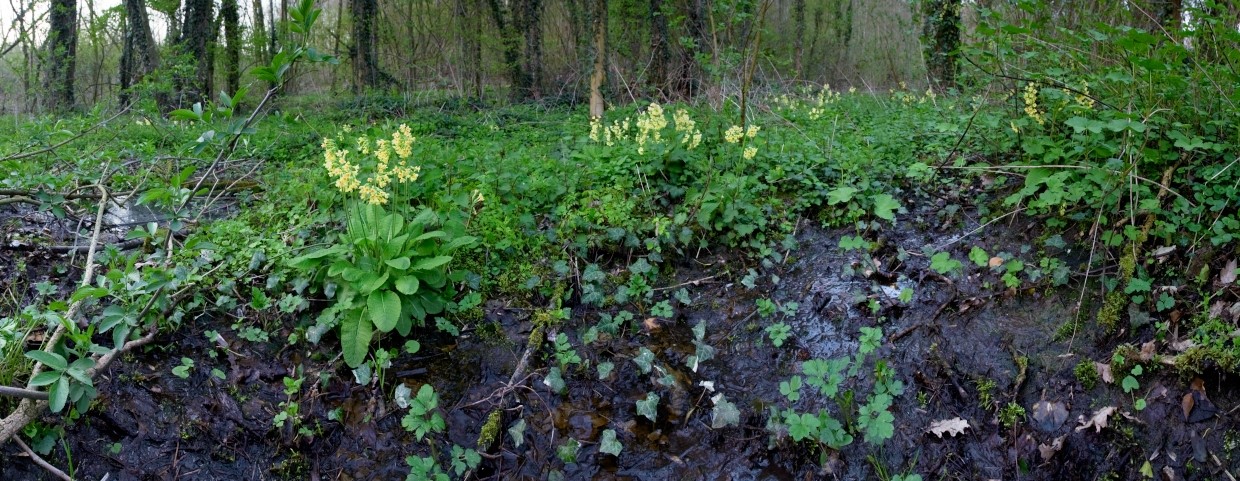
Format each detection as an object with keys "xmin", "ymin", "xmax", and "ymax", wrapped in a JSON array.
[
  {"xmin": 926, "ymin": 417, "xmax": 970, "ymax": 438},
  {"xmin": 1170, "ymin": 339, "xmax": 1196, "ymax": 352},
  {"xmin": 1095, "ymin": 362, "xmax": 1114, "ymax": 384},
  {"xmin": 988, "ymin": 256, "xmax": 1004, "ymax": 268},
  {"xmin": 1031, "ymin": 400, "xmax": 1068, "ymax": 431},
  {"xmin": 1221, "ymin": 259, "xmax": 1237, "ymax": 285},
  {"xmin": 1039, "ymin": 435, "xmax": 1066, "ymax": 462},
  {"xmin": 642, "ymin": 317, "xmax": 661, "ymax": 331},
  {"xmin": 1076, "ymin": 406, "xmax": 1117, "ymax": 433},
  {"xmin": 1139, "ymin": 341, "xmax": 1157, "ymax": 362}
]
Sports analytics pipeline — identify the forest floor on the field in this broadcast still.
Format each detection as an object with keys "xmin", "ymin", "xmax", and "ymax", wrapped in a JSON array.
[{"xmin": 2, "ymin": 94, "xmax": 1239, "ymax": 480}]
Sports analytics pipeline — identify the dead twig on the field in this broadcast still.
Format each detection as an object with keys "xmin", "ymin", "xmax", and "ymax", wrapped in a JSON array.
[{"xmin": 14, "ymin": 436, "xmax": 74, "ymax": 481}]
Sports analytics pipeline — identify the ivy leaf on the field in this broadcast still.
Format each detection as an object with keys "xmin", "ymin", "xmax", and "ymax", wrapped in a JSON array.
[
  {"xmin": 597, "ymin": 362, "xmax": 614, "ymax": 380},
  {"xmin": 711, "ymin": 394, "xmax": 741, "ymax": 428},
  {"xmin": 636, "ymin": 392, "xmax": 660, "ymax": 422},
  {"xmin": 632, "ymin": 348, "xmax": 655, "ymax": 374},
  {"xmin": 598, "ymin": 429, "xmax": 623, "ymax": 456},
  {"xmin": 544, "ymin": 367, "xmax": 566, "ymax": 394},
  {"xmin": 508, "ymin": 419, "xmax": 527, "ymax": 448}
]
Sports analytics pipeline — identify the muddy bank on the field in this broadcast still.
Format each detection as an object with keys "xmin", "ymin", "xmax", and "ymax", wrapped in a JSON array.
[{"xmin": 3, "ymin": 212, "xmax": 1238, "ymax": 481}]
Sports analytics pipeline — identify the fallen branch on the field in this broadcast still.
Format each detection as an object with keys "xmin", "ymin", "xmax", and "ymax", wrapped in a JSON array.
[
  {"xmin": 1, "ymin": 106, "xmax": 130, "ymax": 162},
  {"xmin": 14, "ymin": 436, "xmax": 74, "ymax": 481}
]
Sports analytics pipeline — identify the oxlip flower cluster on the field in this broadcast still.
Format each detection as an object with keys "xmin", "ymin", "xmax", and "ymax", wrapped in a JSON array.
[
  {"xmin": 1023, "ymin": 82, "xmax": 1045, "ymax": 125},
  {"xmin": 322, "ymin": 123, "xmax": 422, "ymax": 206}
]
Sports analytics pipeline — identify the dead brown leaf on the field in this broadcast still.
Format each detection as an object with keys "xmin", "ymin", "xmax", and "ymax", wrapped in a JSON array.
[
  {"xmin": 926, "ymin": 417, "xmax": 970, "ymax": 438},
  {"xmin": 1221, "ymin": 259, "xmax": 1237, "ymax": 285},
  {"xmin": 1139, "ymin": 341, "xmax": 1157, "ymax": 362},
  {"xmin": 1095, "ymin": 362, "xmax": 1114, "ymax": 384},
  {"xmin": 988, "ymin": 256, "xmax": 1004, "ymax": 268},
  {"xmin": 1075, "ymin": 406, "xmax": 1117, "ymax": 433},
  {"xmin": 1039, "ymin": 435, "xmax": 1066, "ymax": 462}
]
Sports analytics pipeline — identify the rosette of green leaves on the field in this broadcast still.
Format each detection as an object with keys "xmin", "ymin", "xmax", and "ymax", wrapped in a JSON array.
[{"xmin": 290, "ymin": 205, "xmax": 476, "ymax": 367}]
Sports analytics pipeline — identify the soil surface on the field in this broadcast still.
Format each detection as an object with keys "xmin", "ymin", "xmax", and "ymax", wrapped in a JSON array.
[{"xmin": 3, "ymin": 191, "xmax": 1239, "ymax": 481}]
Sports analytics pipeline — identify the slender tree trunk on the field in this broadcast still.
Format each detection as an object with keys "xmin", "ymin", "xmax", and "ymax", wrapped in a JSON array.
[
  {"xmin": 179, "ymin": 0, "xmax": 213, "ymax": 105},
  {"xmin": 221, "ymin": 0, "xmax": 240, "ymax": 95},
  {"xmin": 793, "ymin": 0, "xmax": 805, "ymax": 81},
  {"xmin": 45, "ymin": 0, "xmax": 79, "ymax": 110},
  {"xmin": 649, "ymin": 0, "xmax": 669, "ymax": 96},
  {"xmin": 472, "ymin": 0, "xmax": 483, "ymax": 98},
  {"xmin": 589, "ymin": 0, "xmax": 606, "ymax": 118},
  {"xmin": 252, "ymin": 0, "xmax": 267, "ymax": 62},
  {"xmin": 923, "ymin": 0, "xmax": 962, "ymax": 90},
  {"xmin": 675, "ymin": 0, "xmax": 708, "ymax": 98}
]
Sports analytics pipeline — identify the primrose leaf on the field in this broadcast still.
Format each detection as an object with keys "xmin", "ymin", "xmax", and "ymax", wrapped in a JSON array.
[
  {"xmin": 341, "ymin": 312, "xmax": 374, "ymax": 368},
  {"xmin": 368, "ymin": 289, "xmax": 401, "ymax": 332}
]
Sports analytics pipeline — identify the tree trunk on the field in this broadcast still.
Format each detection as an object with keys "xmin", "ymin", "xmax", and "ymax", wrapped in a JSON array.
[
  {"xmin": 923, "ymin": 0, "xmax": 961, "ymax": 90},
  {"xmin": 674, "ymin": 0, "xmax": 709, "ymax": 99},
  {"xmin": 251, "ymin": 0, "xmax": 267, "ymax": 63},
  {"xmin": 45, "ymin": 0, "xmax": 78, "ymax": 110},
  {"xmin": 649, "ymin": 0, "xmax": 669, "ymax": 96},
  {"xmin": 221, "ymin": 0, "xmax": 240, "ymax": 95},
  {"xmin": 179, "ymin": 0, "xmax": 213, "ymax": 105},
  {"xmin": 487, "ymin": 0, "xmax": 530, "ymax": 100},
  {"xmin": 589, "ymin": 0, "xmax": 606, "ymax": 118},
  {"xmin": 793, "ymin": 0, "xmax": 805, "ymax": 81},
  {"xmin": 120, "ymin": 0, "xmax": 160, "ymax": 105},
  {"xmin": 521, "ymin": 0, "xmax": 544, "ymax": 98},
  {"xmin": 351, "ymin": 0, "xmax": 380, "ymax": 91}
]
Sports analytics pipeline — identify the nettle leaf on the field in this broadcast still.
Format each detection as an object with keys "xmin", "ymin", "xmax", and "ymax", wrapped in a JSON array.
[
  {"xmin": 636, "ymin": 392, "xmax": 660, "ymax": 422},
  {"xmin": 368, "ymin": 290, "xmax": 401, "ymax": 332},
  {"xmin": 598, "ymin": 429, "xmax": 623, "ymax": 456}
]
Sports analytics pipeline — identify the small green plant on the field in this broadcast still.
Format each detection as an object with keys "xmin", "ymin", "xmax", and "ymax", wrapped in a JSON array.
[
  {"xmin": 999, "ymin": 402, "xmax": 1025, "ymax": 429},
  {"xmin": 976, "ymin": 378, "xmax": 997, "ymax": 409},
  {"xmin": 406, "ymin": 455, "xmax": 448, "ymax": 481},
  {"xmin": 1074, "ymin": 360, "xmax": 1099, "ymax": 390},
  {"xmin": 765, "ymin": 322, "xmax": 792, "ymax": 347},
  {"xmin": 552, "ymin": 333, "xmax": 582, "ymax": 370},
  {"xmin": 402, "ymin": 384, "xmax": 446, "ymax": 441},
  {"xmin": 929, "ymin": 252, "xmax": 962, "ymax": 276},
  {"xmin": 755, "ymin": 298, "xmax": 778, "ymax": 317},
  {"xmin": 171, "ymin": 357, "xmax": 194, "ymax": 379},
  {"xmin": 273, "ymin": 375, "xmax": 304, "ymax": 430}
]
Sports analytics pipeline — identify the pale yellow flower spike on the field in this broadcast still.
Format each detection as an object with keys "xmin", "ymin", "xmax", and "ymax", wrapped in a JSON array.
[{"xmin": 724, "ymin": 125, "xmax": 744, "ymax": 144}]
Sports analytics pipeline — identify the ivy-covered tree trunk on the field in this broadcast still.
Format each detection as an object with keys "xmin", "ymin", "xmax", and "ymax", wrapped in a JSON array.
[
  {"xmin": 521, "ymin": 0, "xmax": 544, "ymax": 99},
  {"xmin": 649, "ymin": 0, "xmax": 669, "ymax": 96},
  {"xmin": 351, "ymin": 0, "xmax": 380, "ymax": 91},
  {"xmin": 44, "ymin": 0, "xmax": 78, "ymax": 110},
  {"xmin": 487, "ymin": 0, "xmax": 531, "ymax": 100},
  {"xmin": 178, "ymin": 0, "xmax": 214, "ymax": 105},
  {"xmin": 923, "ymin": 0, "xmax": 961, "ymax": 90},
  {"xmin": 221, "ymin": 0, "xmax": 241, "ymax": 96},
  {"xmin": 120, "ymin": 0, "xmax": 159, "ymax": 105},
  {"xmin": 674, "ymin": 0, "xmax": 709, "ymax": 98},
  {"xmin": 251, "ymin": 0, "xmax": 268, "ymax": 63}
]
